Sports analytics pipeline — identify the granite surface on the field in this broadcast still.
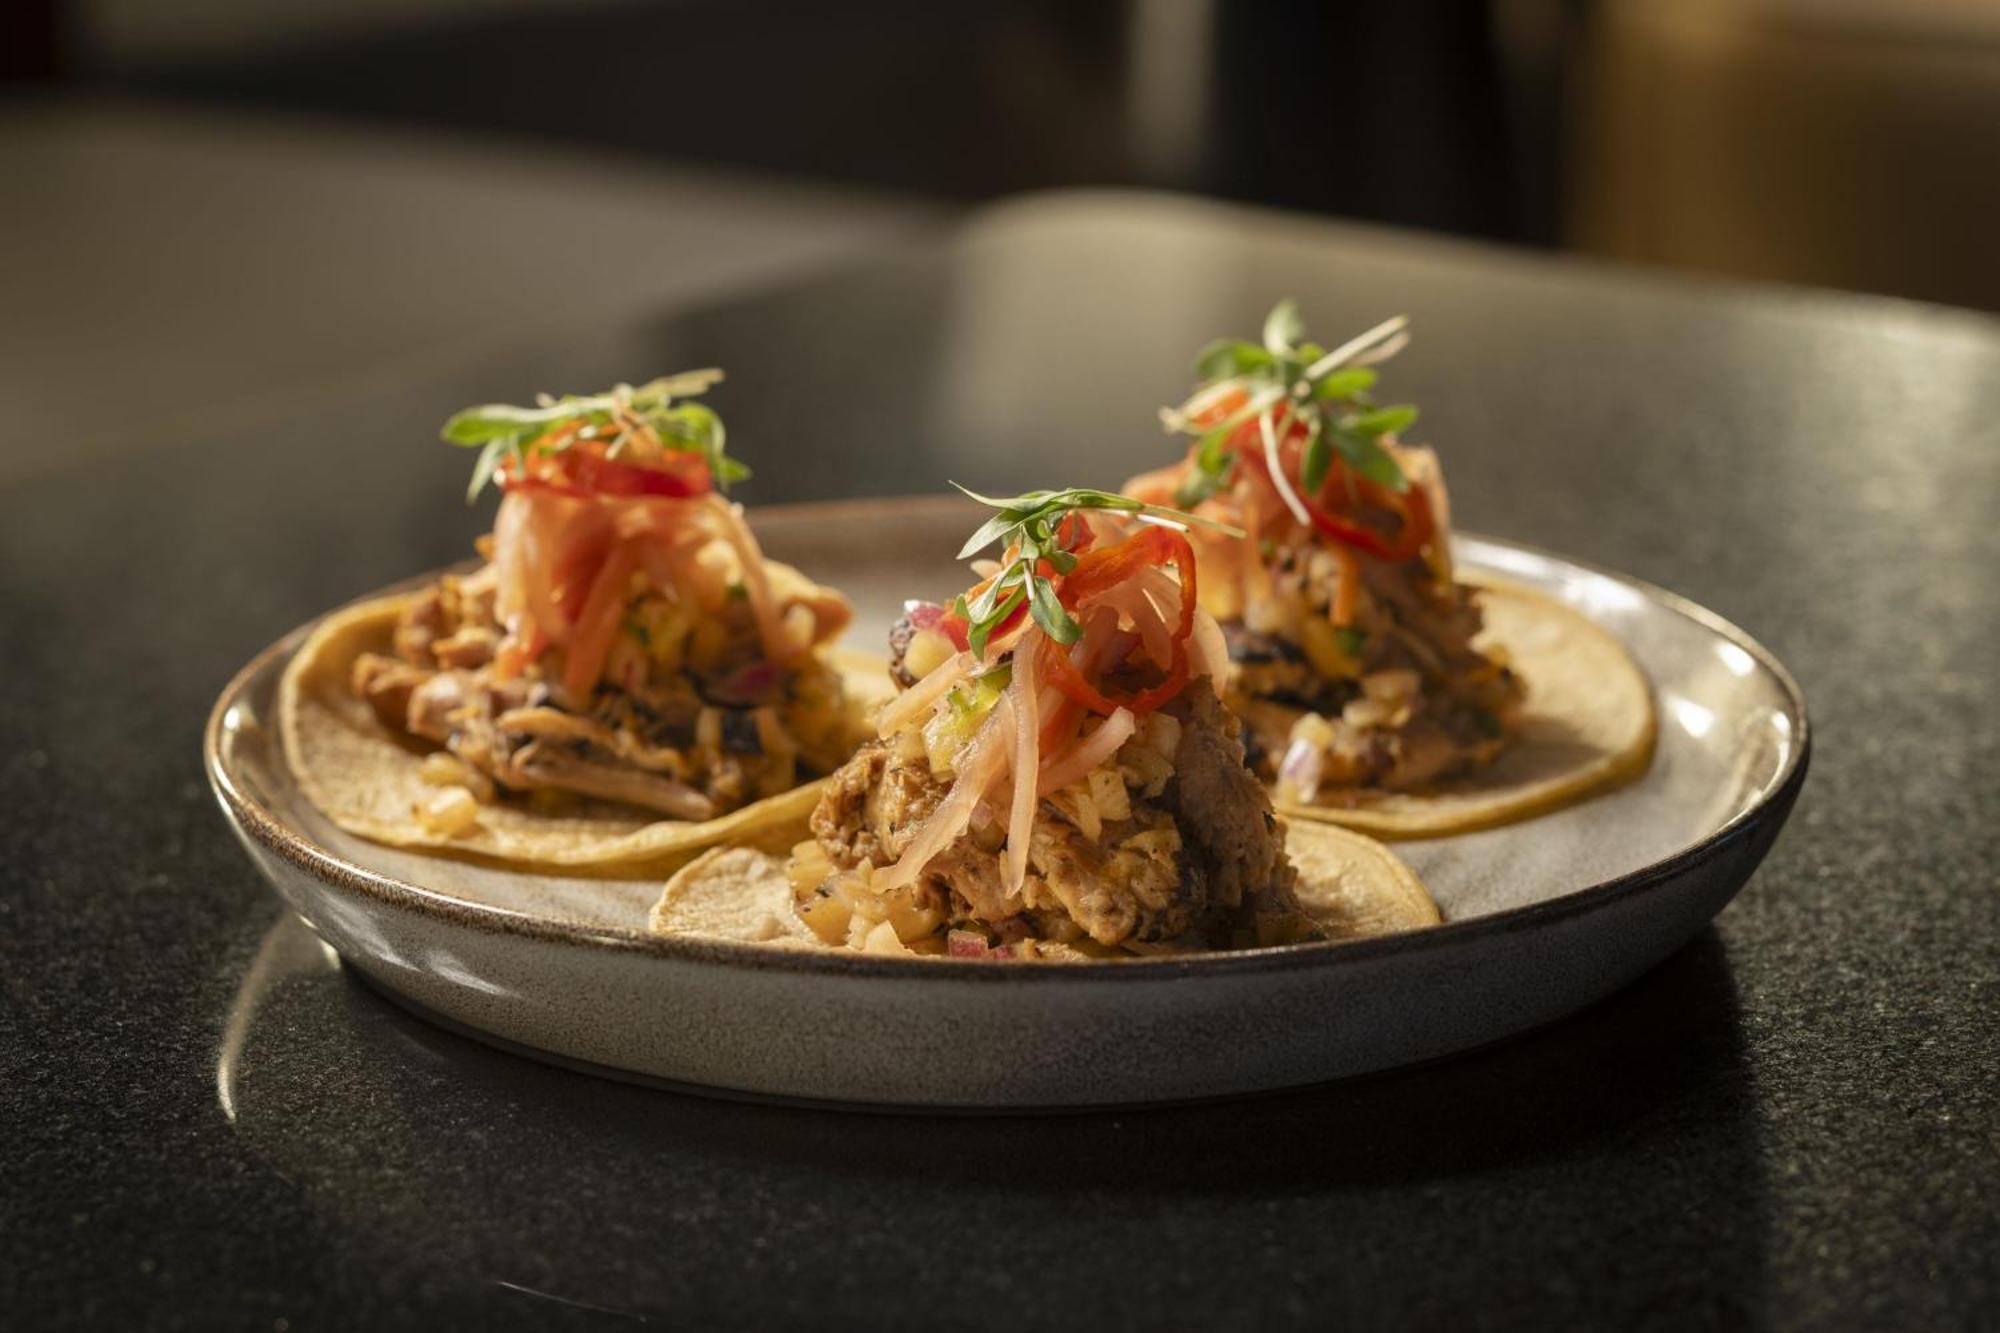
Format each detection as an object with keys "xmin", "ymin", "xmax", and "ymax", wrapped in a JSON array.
[{"xmin": 3, "ymin": 193, "xmax": 1994, "ymax": 1330}]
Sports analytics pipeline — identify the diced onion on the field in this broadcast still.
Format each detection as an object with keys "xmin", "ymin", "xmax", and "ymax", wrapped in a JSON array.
[
  {"xmin": 1276, "ymin": 736, "xmax": 1324, "ymax": 804},
  {"xmin": 947, "ymin": 929, "xmax": 991, "ymax": 958}
]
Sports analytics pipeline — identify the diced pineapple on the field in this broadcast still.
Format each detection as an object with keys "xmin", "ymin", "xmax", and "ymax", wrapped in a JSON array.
[
  {"xmin": 685, "ymin": 544, "xmax": 736, "ymax": 611},
  {"xmin": 787, "ymin": 839, "xmax": 832, "ymax": 894},
  {"xmin": 793, "ymin": 882, "xmax": 852, "ymax": 945},
  {"xmin": 637, "ymin": 602, "xmax": 691, "ymax": 674},
  {"xmin": 1288, "ymin": 712, "xmax": 1338, "ymax": 751},
  {"xmin": 920, "ymin": 663, "xmax": 1010, "ymax": 774},
  {"xmin": 902, "ymin": 627, "xmax": 956, "ymax": 681},
  {"xmin": 862, "ymin": 920, "xmax": 908, "ymax": 955},
  {"xmin": 414, "ymin": 786, "xmax": 479, "ymax": 838},
  {"xmin": 418, "ymin": 751, "xmax": 495, "ymax": 802},
  {"xmin": 1342, "ymin": 698, "xmax": 1391, "ymax": 729},
  {"xmin": 885, "ymin": 890, "xmax": 945, "ymax": 946},
  {"xmin": 1300, "ymin": 614, "xmax": 1363, "ymax": 679},
  {"xmin": 923, "ymin": 708, "xmax": 963, "ymax": 776}
]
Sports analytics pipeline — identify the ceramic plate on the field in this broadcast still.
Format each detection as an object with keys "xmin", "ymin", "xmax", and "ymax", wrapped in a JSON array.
[{"xmin": 207, "ymin": 497, "xmax": 1807, "ymax": 1108}]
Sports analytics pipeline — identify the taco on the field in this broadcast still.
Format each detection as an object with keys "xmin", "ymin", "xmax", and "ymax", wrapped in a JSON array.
[
  {"xmin": 649, "ymin": 486, "xmax": 1440, "ymax": 959},
  {"xmin": 1125, "ymin": 301, "xmax": 1654, "ymax": 836},
  {"xmin": 280, "ymin": 370, "xmax": 887, "ymax": 868}
]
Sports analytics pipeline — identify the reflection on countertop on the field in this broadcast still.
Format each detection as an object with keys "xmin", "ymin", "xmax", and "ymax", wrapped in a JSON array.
[{"xmin": 214, "ymin": 909, "xmax": 1769, "ymax": 1325}]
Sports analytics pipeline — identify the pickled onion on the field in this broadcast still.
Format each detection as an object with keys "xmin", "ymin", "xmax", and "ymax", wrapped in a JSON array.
[
  {"xmin": 1003, "ymin": 637, "xmax": 1040, "ymax": 896},
  {"xmin": 1036, "ymin": 708, "xmax": 1135, "ymax": 795},
  {"xmin": 870, "ymin": 710, "xmax": 1010, "ymax": 895}
]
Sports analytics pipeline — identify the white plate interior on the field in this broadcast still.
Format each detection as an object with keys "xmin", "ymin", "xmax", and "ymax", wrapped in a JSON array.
[{"xmin": 220, "ymin": 497, "xmax": 1803, "ymax": 940}]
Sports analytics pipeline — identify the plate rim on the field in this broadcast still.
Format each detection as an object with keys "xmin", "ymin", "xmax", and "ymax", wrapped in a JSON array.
[{"xmin": 205, "ymin": 495, "xmax": 1811, "ymax": 984}]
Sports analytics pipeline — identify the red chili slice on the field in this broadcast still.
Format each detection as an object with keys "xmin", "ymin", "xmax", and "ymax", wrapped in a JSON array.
[
  {"xmin": 1039, "ymin": 633, "xmax": 1189, "ymax": 718},
  {"xmin": 550, "ymin": 525, "xmax": 615, "ymax": 624},
  {"xmin": 1037, "ymin": 525, "xmax": 1198, "ymax": 717}
]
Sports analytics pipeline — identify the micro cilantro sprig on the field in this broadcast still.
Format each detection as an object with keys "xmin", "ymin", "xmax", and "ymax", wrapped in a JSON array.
[
  {"xmin": 1160, "ymin": 301, "xmax": 1419, "ymax": 516},
  {"xmin": 440, "ymin": 369, "xmax": 748, "ymax": 501},
  {"xmin": 949, "ymin": 484, "xmax": 1241, "ymax": 659}
]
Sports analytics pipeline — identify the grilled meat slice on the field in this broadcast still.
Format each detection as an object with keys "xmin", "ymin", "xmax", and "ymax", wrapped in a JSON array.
[
  {"xmin": 393, "ymin": 569, "xmax": 500, "ymax": 665},
  {"xmin": 810, "ymin": 742, "xmax": 922, "ymax": 873},
  {"xmin": 1023, "ymin": 812, "xmax": 1199, "ymax": 944},
  {"xmin": 1358, "ymin": 558, "xmax": 1485, "ymax": 673},
  {"xmin": 1166, "ymin": 686, "xmax": 1295, "ymax": 912},
  {"xmin": 388, "ymin": 661, "xmax": 723, "ymax": 819},
  {"xmin": 503, "ymin": 743, "xmax": 716, "ymax": 819},
  {"xmin": 1227, "ymin": 538, "xmax": 1523, "ymax": 792},
  {"xmin": 1223, "ymin": 624, "xmax": 1351, "ymax": 711},
  {"xmin": 353, "ymin": 652, "xmax": 428, "ymax": 733},
  {"xmin": 1221, "ymin": 624, "xmax": 1285, "ymax": 663},
  {"xmin": 1238, "ymin": 694, "xmax": 1506, "ymax": 792}
]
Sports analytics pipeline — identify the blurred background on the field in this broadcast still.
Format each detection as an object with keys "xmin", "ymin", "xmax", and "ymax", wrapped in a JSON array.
[{"xmin": 5, "ymin": 0, "xmax": 1997, "ymax": 480}]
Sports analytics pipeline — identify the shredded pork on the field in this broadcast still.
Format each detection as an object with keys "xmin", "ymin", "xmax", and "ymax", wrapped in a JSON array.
[
  {"xmin": 353, "ymin": 563, "xmax": 854, "ymax": 820},
  {"xmin": 1227, "ymin": 542, "xmax": 1523, "ymax": 792},
  {"xmin": 806, "ymin": 681, "xmax": 1308, "ymax": 951}
]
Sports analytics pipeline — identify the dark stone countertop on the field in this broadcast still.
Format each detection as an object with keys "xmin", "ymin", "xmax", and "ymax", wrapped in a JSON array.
[{"xmin": 4, "ymin": 193, "xmax": 1994, "ymax": 1330}]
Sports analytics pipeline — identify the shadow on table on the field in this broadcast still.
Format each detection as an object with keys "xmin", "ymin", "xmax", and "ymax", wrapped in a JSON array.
[{"xmin": 218, "ymin": 911, "xmax": 1770, "ymax": 1323}]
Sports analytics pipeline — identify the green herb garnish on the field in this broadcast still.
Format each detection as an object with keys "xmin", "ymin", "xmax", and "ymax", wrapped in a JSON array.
[
  {"xmin": 1163, "ymin": 301, "xmax": 1419, "ymax": 515},
  {"xmin": 949, "ymin": 484, "xmax": 1240, "ymax": 659},
  {"xmin": 441, "ymin": 369, "xmax": 749, "ymax": 501},
  {"xmin": 1333, "ymin": 626, "xmax": 1368, "ymax": 658}
]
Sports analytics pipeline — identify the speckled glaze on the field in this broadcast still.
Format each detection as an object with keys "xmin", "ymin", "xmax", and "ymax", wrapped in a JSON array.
[{"xmin": 207, "ymin": 502, "xmax": 1807, "ymax": 1108}]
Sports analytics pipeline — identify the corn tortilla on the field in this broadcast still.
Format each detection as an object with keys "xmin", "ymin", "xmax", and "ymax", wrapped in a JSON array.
[{"xmin": 650, "ymin": 820, "xmax": 1438, "ymax": 954}]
